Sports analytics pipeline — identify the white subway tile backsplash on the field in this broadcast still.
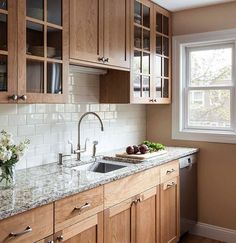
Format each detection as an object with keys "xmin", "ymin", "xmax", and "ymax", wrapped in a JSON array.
[
  {"xmin": 0, "ymin": 72, "xmax": 146, "ymax": 169},
  {"xmin": 18, "ymin": 125, "xmax": 35, "ymax": 136},
  {"xmin": 0, "ymin": 104, "xmax": 17, "ymax": 114}
]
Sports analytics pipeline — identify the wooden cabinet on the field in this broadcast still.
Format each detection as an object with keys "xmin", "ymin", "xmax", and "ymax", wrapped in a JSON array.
[
  {"xmin": 104, "ymin": 187, "xmax": 159, "ymax": 243},
  {"xmin": 160, "ymin": 177, "xmax": 180, "ymax": 243},
  {"xmin": 0, "ymin": 160, "xmax": 181, "ymax": 243},
  {"xmin": 0, "ymin": 204, "xmax": 53, "ymax": 243},
  {"xmin": 100, "ymin": 0, "xmax": 171, "ymax": 104},
  {"xmin": 17, "ymin": 0, "xmax": 69, "ymax": 103},
  {"xmin": 0, "ymin": 0, "xmax": 69, "ymax": 104},
  {"xmin": 54, "ymin": 187, "xmax": 104, "ymax": 243},
  {"xmin": 54, "ymin": 213, "xmax": 103, "ymax": 243},
  {"xmin": 70, "ymin": 0, "xmax": 130, "ymax": 70},
  {"xmin": 0, "ymin": 0, "xmax": 18, "ymax": 103}
]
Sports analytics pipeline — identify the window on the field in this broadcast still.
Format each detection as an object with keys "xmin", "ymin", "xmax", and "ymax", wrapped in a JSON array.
[{"xmin": 172, "ymin": 29, "xmax": 236, "ymax": 143}]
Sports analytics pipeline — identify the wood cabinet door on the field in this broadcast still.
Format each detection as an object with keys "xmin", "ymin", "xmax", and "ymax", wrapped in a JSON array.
[
  {"xmin": 0, "ymin": 0, "xmax": 18, "ymax": 103},
  {"xmin": 104, "ymin": 197, "xmax": 136, "ymax": 243},
  {"xmin": 70, "ymin": 0, "xmax": 104, "ymax": 64},
  {"xmin": 103, "ymin": 0, "xmax": 130, "ymax": 69},
  {"xmin": 160, "ymin": 177, "xmax": 180, "ymax": 243},
  {"xmin": 17, "ymin": 0, "xmax": 69, "ymax": 103},
  {"xmin": 54, "ymin": 213, "xmax": 103, "ymax": 243},
  {"xmin": 136, "ymin": 187, "xmax": 160, "ymax": 243}
]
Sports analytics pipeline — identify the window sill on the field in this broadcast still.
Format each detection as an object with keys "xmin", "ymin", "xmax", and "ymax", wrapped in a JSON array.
[{"xmin": 172, "ymin": 129, "xmax": 236, "ymax": 144}]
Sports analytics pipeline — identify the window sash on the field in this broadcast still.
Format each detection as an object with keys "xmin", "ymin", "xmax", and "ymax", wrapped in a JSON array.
[
  {"xmin": 186, "ymin": 43, "xmax": 234, "ymax": 89},
  {"xmin": 183, "ymin": 42, "xmax": 236, "ymax": 133}
]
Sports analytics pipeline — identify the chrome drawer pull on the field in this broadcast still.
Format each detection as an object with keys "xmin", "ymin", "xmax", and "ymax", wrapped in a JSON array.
[
  {"xmin": 167, "ymin": 182, "xmax": 176, "ymax": 189},
  {"xmin": 9, "ymin": 226, "xmax": 32, "ymax": 238},
  {"xmin": 74, "ymin": 202, "xmax": 91, "ymax": 212},
  {"xmin": 166, "ymin": 168, "xmax": 175, "ymax": 175}
]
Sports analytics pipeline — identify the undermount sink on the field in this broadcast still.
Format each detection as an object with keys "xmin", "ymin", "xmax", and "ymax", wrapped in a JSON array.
[{"xmin": 72, "ymin": 161, "xmax": 127, "ymax": 174}]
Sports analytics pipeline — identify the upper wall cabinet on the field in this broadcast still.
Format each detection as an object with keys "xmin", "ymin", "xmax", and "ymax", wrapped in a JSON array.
[
  {"xmin": 17, "ymin": 0, "xmax": 69, "ymax": 103},
  {"xmin": 0, "ymin": 0, "xmax": 18, "ymax": 103},
  {"xmin": 70, "ymin": 0, "xmax": 130, "ymax": 70},
  {"xmin": 100, "ymin": 0, "xmax": 171, "ymax": 104}
]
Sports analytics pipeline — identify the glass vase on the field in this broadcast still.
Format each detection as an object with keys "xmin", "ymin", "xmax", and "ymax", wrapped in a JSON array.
[{"xmin": 0, "ymin": 165, "xmax": 16, "ymax": 189}]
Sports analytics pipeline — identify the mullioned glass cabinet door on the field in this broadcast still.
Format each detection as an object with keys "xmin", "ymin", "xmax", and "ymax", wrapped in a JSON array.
[{"xmin": 17, "ymin": 0, "xmax": 69, "ymax": 103}]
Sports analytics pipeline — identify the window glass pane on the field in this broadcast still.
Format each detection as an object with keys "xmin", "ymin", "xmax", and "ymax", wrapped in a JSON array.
[
  {"xmin": 142, "ymin": 52, "xmax": 150, "ymax": 74},
  {"xmin": 0, "ymin": 0, "xmax": 7, "ymax": 10},
  {"xmin": 134, "ymin": 1, "xmax": 142, "ymax": 25},
  {"xmin": 163, "ymin": 37, "xmax": 169, "ymax": 56},
  {"xmin": 27, "ymin": 60, "xmax": 44, "ymax": 93},
  {"xmin": 27, "ymin": 21, "xmax": 44, "ymax": 57},
  {"xmin": 26, "ymin": 0, "xmax": 44, "ymax": 20},
  {"xmin": 155, "ymin": 56, "xmax": 161, "ymax": 77},
  {"xmin": 163, "ymin": 16, "xmax": 169, "ymax": 35},
  {"xmin": 0, "ymin": 14, "xmax": 7, "ymax": 51},
  {"xmin": 47, "ymin": 62, "xmax": 62, "ymax": 94},
  {"xmin": 156, "ymin": 13, "xmax": 162, "ymax": 33},
  {"xmin": 188, "ymin": 90, "xmax": 231, "ymax": 128},
  {"xmin": 155, "ymin": 78, "xmax": 162, "ymax": 98},
  {"xmin": 0, "ymin": 55, "xmax": 7, "ymax": 92},
  {"xmin": 142, "ymin": 76, "xmax": 150, "ymax": 97},
  {"xmin": 156, "ymin": 35, "xmax": 162, "ymax": 55},
  {"xmin": 163, "ymin": 58, "xmax": 169, "ymax": 77},
  {"xmin": 189, "ymin": 46, "xmax": 232, "ymax": 87},
  {"xmin": 133, "ymin": 75, "xmax": 141, "ymax": 98},
  {"xmin": 47, "ymin": 0, "xmax": 62, "ymax": 26},
  {"xmin": 134, "ymin": 26, "xmax": 142, "ymax": 49},
  {"xmin": 134, "ymin": 50, "xmax": 141, "ymax": 73},
  {"xmin": 143, "ymin": 29, "xmax": 150, "ymax": 51},
  {"xmin": 163, "ymin": 79, "xmax": 169, "ymax": 98},
  {"xmin": 143, "ymin": 5, "xmax": 150, "ymax": 28},
  {"xmin": 47, "ymin": 27, "xmax": 62, "ymax": 59}
]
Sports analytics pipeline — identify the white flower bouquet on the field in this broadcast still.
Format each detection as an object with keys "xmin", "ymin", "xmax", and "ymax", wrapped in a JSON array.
[{"xmin": 0, "ymin": 130, "xmax": 30, "ymax": 187}]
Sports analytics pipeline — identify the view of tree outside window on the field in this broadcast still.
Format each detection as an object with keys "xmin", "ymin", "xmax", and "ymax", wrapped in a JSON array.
[{"xmin": 186, "ymin": 45, "xmax": 233, "ymax": 129}]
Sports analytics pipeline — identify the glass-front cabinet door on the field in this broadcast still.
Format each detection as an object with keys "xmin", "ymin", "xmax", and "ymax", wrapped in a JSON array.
[
  {"xmin": 132, "ymin": 0, "xmax": 153, "ymax": 103},
  {"xmin": 17, "ymin": 0, "xmax": 69, "ymax": 103},
  {"xmin": 153, "ymin": 6, "xmax": 171, "ymax": 103},
  {"xmin": 0, "ymin": 0, "xmax": 18, "ymax": 103}
]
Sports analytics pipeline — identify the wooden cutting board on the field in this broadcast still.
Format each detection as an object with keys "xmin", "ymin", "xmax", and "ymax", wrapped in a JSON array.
[{"xmin": 116, "ymin": 150, "xmax": 167, "ymax": 160}]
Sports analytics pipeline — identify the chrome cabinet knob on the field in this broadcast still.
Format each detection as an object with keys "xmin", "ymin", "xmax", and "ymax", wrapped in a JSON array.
[
  {"xmin": 57, "ymin": 235, "xmax": 64, "ymax": 242},
  {"xmin": 19, "ymin": 95, "xmax": 27, "ymax": 101},
  {"xmin": 8, "ymin": 94, "xmax": 18, "ymax": 101},
  {"xmin": 98, "ymin": 57, "xmax": 105, "ymax": 62}
]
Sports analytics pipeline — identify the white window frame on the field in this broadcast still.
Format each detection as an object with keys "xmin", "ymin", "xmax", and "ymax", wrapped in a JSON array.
[{"xmin": 172, "ymin": 28, "xmax": 236, "ymax": 144}]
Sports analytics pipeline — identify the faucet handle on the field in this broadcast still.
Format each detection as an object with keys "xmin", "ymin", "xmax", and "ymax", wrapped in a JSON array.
[
  {"xmin": 84, "ymin": 138, "xmax": 89, "ymax": 150},
  {"xmin": 68, "ymin": 140, "xmax": 74, "ymax": 154},
  {"xmin": 92, "ymin": 141, "xmax": 99, "ymax": 158}
]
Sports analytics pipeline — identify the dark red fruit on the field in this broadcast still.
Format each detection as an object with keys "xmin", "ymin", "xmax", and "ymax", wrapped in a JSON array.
[
  {"xmin": 139, "ymin": 144, "xmax": 149, "ymax": 154},
  {"xmin": 133, "ymin": 145, "xmax": 139, "ymax": 154},
  {"xmin": 126, "ymin": 146, "xmax": 134, "ymax": 154}
]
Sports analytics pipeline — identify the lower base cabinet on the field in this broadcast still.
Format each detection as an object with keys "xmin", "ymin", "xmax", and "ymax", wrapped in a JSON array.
[
  {"xmin": 104, "ymin": 187, "xmax": 159, "ymax": 243},
  {"xmin": 54, "ymin": 212, "xmax": 103, "ymax": 243},
  {"xmin": 160, "ymin": 177, "xmax": 180, "ymax": 243}
]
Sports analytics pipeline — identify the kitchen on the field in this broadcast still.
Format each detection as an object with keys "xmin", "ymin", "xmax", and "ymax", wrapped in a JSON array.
[{"xmin": 0, "ymin": 0, "xmax": 236, "ymax": 243}]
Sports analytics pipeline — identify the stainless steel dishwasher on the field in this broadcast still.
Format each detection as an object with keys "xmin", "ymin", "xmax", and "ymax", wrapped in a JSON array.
[{"xmin": 179, "ymin": 154, "xmax": 198, "ymax": 237}]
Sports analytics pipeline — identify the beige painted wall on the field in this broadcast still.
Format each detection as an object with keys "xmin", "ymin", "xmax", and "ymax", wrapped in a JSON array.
[{"xmin": 147, "ymin": 2, "xmax": 236, "ymax": 230}]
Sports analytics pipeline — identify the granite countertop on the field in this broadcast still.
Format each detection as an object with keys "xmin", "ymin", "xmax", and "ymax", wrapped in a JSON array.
[{"xmin": 0, "ymin": 147, "xmax": 198, "ymax": 220}]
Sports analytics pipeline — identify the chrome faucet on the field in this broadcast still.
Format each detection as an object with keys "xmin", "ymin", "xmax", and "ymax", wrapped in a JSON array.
[{"xmin": 76, "ymin": 112, "xmax": 104, "ymax": 161}]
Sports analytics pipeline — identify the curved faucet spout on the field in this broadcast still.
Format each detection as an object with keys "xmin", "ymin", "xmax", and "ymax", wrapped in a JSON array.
[{"xmin": 77, "ymin": 112, "xmax": 104, "ymax": 160}]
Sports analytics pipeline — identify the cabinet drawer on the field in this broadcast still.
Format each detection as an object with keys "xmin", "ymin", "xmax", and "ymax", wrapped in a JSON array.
[
  {"xmin": 0, "ymin": 204, "xmax": 53, "ymax": 243},
  {"xmin": 160, "ymin": 160, "xmax": 179, "ymax": 183},
  {"xmin": 55, "ymin": 186, "xmax": 104, "ymax": 231},
  {"xmin": 104, "ymin": 167, "xmax": 160, "ymax": 208}
]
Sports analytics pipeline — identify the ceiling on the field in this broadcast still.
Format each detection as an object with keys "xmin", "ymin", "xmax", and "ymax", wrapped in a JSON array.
[{"xmin": 153, "ymin": 0, "xmax": 236, "ymax": 12}]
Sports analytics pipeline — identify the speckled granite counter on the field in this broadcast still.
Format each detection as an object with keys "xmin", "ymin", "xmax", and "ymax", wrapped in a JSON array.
[{"xmin": 0, "ymin": 147, "xmax": 198, "ymax": 220}]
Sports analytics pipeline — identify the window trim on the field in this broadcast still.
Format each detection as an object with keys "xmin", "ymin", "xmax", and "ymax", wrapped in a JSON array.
[{"xmin": 172, "ymin": 28, "xmax": 236, "ymax": 144}]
